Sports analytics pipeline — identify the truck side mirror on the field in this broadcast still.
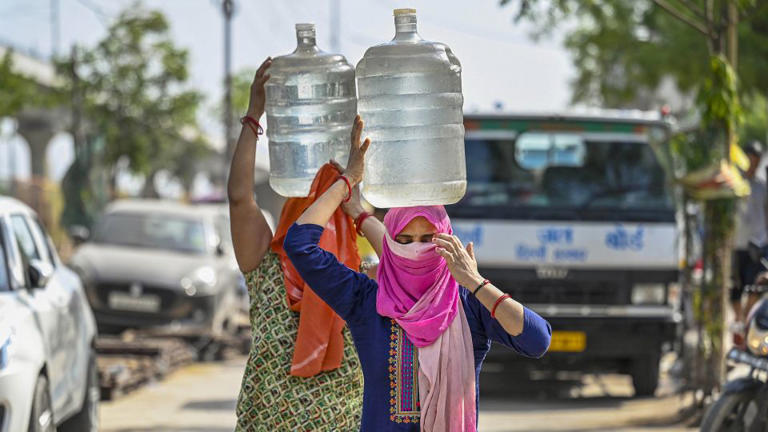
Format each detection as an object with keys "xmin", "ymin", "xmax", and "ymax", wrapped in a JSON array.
[{"xmin": 27, "ymin": 259, "xmax": 54, "ymax": 289}]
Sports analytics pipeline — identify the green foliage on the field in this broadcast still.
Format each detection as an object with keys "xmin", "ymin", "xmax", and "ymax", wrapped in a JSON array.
[
  {"xmin": 499, "ymin": 0, "xmax": 768, "ymax": 108},
  {"xmin": 670, "ymin": 128, "xmax": 722, "ymax": 173},
  {"xmin": 210, "ymin": 68, "xmax": 255, "ymax": 128},
  {"xmin": 232, "ymin": 69, "xmax": 256, "ymax": 116},
  {"xmin": 59, "ymin": 4, "xmax": 207, "ymax": 183},
  {"xmin": 697, "ymin": 55, "xmax": 743, "ymax": 134},
  {"xmin": 0, "ymin": 51, "xmax": 62, "ymax": 116},
  {"xmin": 740, "ymin": 93, "xmax": 768, "ymax": 144}
]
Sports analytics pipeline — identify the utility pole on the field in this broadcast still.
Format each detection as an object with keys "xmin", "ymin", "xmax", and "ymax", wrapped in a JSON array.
[
  {"xmin": 3, "ymin": 120, "xmax": 15, "ymax": 194},
  {"xmin": 70, "ymin": 46, "xmax": 85, "ymax": 159},
  {"xmin": 330, "ymin": 0, "xmax": 341, "ymax": 52},
  {"xmin": 221, "ymin": 0, "xmax": 235, "ymax": 174},
  {"xmin": 725, "ymin": 0, "xmax": 739, "ymax": 157},
  {"xmin": 50, "ymin": 0, "xmax": 60, "ymax": 57}
]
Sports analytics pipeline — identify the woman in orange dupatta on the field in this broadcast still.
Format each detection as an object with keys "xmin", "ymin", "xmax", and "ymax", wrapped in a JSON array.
[{"xmin": 229, "ymin": 58, "xmax": 384, "ymax": 431}]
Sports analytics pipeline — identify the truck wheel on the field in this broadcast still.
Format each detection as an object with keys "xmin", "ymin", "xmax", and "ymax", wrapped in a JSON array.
[
  {"xmin": 630, "ymin": 355, "xmax": 659, "ymax": 397},
  {"xmin": 59, "ymin": 350, "xmax": 99, "ymax": 432},
  {"xmin": 28, "ymin": 375, "xmax": 55, "ymax": 432},
  {"xmin": 701, "ymin": 390, "xmax": 757, "ymax": 432}
]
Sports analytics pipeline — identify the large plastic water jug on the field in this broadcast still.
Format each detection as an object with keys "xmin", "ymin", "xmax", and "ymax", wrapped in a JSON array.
[
  {"xmin": 265, "ymin": 23, "xmax": 357, "ymax": 197},
  {"xmin": 356, "ymin": 9, "xmax": 466, "ymax": 208}
]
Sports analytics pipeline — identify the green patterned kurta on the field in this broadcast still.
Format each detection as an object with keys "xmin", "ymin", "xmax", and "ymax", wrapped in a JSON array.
[{"xmin": 236, "ymin": 251, "xmax": 364, "ymax": 431}]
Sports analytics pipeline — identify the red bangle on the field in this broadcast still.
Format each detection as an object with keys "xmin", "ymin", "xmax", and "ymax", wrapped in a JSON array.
[
  {"xmin": 354, "ymin": 212, "xmax": 373, "ymax": 236},
  {"xmin": 491, "ymin": 294, "xmax": 511, "ymax": 319},
  {"xmin": 337, "ymin": 175, "xmax": 352, "ymax": 203},
  {"xmin": 240, "ymin": 115, "xmax": 263, "ymax": 137}
]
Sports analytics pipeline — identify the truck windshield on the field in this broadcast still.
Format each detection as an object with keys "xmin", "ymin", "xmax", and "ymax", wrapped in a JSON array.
[
  {"xmin": 92, "ymin": 212, "xmax": 207, "ymax": 254},
  {"xmin": 454, "ymin": 133, "xmax": 673, "ymax": 221}
]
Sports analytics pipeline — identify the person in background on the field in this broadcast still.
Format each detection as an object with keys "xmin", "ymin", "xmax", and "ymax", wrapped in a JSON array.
[
  {"xmin": 732, "ymin": 141, "xmax": 767, "ymax": 328},
  {"xmin": 283, "ymin": 115, "xmax": 551, "ymax": 432},
  {"xmin": 228, "ymin": 57, "xmax": 380, "ymax": 431}
]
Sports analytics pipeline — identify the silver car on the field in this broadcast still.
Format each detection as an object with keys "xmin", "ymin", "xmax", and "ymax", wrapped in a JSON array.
[
  {"xmin": 69, "ymin": 200, "xmax": 248, "ymax": 342},
  {"xmin": 0, "ymin": 196, "xmax": 99, "ymax": 432}
]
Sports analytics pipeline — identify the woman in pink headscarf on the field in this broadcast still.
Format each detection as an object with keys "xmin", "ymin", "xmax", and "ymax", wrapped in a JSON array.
[{"xmin": 284, "ymin": 116, "xmax": 552, "ymax": 432}]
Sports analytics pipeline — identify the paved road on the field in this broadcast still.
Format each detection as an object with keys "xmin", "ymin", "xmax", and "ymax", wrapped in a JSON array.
[
  {"xmin": 100, "ymin": 358, "xmax": 244, "ymax": 432},
  {"xmin": 478, "ymin": 374, "xmax": 694, "ymax": 432},
  {"xmin": 100, "ymin": 355, "xmax": 696, "ymax": 432}
]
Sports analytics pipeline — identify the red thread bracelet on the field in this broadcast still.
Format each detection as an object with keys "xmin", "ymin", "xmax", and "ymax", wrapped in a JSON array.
[
  {"xmin": 354, "ymin": 212, "xmax": 373, "ymax": 235},
  {"xmin": 337, "ymin": 175, "xmax": 352, "ymax": 203},
  {"xmin": 491, "ymin": 294, "xmax": 511, "ymax": 319},
  {"xmin": 240, "ymin": 115, "xmax": 264, "ymax": 137},
  {"xmin": 472, "ymin": 279, "xmax": 491, "ymax": 296}
]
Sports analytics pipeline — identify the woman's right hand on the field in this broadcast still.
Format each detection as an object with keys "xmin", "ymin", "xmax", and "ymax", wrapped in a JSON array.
[
  {"xmin": 330, "ymin": 159, "xmax": 365, "ymax": 219},
  {"xmin": 295, "ymin": 116, "xmax": 370, "ymax": 228},
  {"xmin": 343, "ymin": 115, "xmax": 371, "ymax": 187},
  {"xmin": 246, "ymin": 57, "xmax": 272, "ymax": 118}
]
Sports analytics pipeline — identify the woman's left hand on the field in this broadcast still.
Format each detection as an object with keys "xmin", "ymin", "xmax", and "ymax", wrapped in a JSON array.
[
  {"xmin": 433, "ymin": 233, "xmax": 484, "ymax": 288},
  {"xmin": 246, "ymin": 57, "xmax": 272, "ymax": 118}
]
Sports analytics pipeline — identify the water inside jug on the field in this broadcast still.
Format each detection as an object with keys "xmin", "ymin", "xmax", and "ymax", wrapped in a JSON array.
[
  {"xmin": 265, "ymin": 23, "xmax": 357, "ymax": 197},
  {"xmin": 356, "ymin": 9, "xmax": 466, "ymax": 207}
]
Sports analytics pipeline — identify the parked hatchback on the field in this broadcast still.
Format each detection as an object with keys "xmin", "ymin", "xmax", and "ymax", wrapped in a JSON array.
[
  {"xmin": 69, "ymin": 200, "xmax": 245, "ymax": 340},
  {"xmin": 0, "ymin": 196, "xmax": 99, "ymax": 432}
]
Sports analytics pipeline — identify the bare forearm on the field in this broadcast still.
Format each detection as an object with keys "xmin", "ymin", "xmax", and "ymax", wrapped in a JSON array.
[
  {"xmin": 296, "ymin": 180, "xmax": 348, "ymax": 226},
  {"xmin": 474, "ymin": 282, "xmax": 525, "ymax": 336},
  {"xmin": 361, "ymin": 217, "xmax": 385, "ymax": 257},
  {"xmin": 227, "ymin": 125, "xmax": 258, "ymax": 205},
  {"xmin": 227, "ymin": 58, "xmax": 273, "ymax": 272},
  {"xmin": 227, "ymin": 122, "xmax": 272, "ymax": 272}
]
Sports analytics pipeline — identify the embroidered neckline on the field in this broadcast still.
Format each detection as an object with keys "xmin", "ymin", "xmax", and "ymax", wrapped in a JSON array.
[{"xmin": 388, "ymin": 319, "xmax": 420, "ymax": 423}]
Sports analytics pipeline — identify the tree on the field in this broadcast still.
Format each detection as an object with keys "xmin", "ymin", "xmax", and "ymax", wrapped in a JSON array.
[
  {"xmin": 501, "ymin": 0, "xmax": 767, "ymax": 408},
  {"xmin": 0, "ymin": 51, "xmax": 61, "ymax": 117},
  {"xmin": 60, "ymin": 4, "xmax": 208, "ymax": 198},
  {"xmin": 502, "ymin": 1, "xmax": 766, "ymax": 108}
]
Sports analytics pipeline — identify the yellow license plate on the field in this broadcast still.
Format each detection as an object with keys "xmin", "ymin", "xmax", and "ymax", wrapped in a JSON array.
[{"xmin": 548, "ymin": 331, "xmax": 586, "ymax": 352}]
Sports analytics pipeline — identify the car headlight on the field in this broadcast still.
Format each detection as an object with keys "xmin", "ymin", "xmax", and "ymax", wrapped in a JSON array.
[
  {"xmin": 180, "ymin": 267, "xmax": 218, "ymax": 296},
  {"xmin": 631, "ymin": 283, "xmax": 666, "ymax": 305},
  {"xmin": 747, "ymin": 322, "xmax": 768, "ymax": 356}
]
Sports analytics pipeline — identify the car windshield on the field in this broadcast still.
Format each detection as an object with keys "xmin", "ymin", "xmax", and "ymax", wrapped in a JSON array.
[
  {"xmin": 0, "ymin": 237, "xmax": 9, "ymax": 292},
  {"xmin": 455, "ymin": 132, "xmax": 673, "ymax": 217},
  {"xmin": 92, "ymin": 212, "xmax": 208, "ymax": 254}
]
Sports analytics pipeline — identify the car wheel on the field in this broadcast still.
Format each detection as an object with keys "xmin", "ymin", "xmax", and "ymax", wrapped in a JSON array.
[
  {"xmin": 28, "ymin": 375, "xmax": 55, "ymax": 432},
  {"xmin": 59, "ymin": 350, "xmax": 99, "ymax": 432},
  {"xmin": 630, "ymin": 355, "xmax": 660, "ymax": 397}
]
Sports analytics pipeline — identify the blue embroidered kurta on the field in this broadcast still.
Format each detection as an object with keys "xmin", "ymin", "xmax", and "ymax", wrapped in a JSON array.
[{"xmin": 284, "ymin": 223, "xmax": 552, "ymax": 432}]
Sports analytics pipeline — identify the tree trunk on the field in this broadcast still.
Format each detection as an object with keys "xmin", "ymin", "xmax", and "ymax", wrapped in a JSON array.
[
  {"xmin": 725, "ymin": 0, "xmax": 739, "ymax": 159},
  {"xmin": 700, "ymin": 199, "xmax": 733, "ymax": 394},
  {"xmin": 109, "ymin": 168, "xmax": 119, "ymax": 200},
  {"xmin": 140, "ymin": 170, "xmax": 159, "ymax": 198}
]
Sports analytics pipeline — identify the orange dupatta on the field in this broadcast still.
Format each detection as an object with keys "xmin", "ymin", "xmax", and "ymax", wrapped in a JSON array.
[{"xmin": 270, "ymin": 164, "xmax": 361, "ymax": 377}]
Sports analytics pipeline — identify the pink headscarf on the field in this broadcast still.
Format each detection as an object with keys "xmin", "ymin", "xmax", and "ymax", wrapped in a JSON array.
[{"xmin": 377, "ymin": 206, "xmax": 476, "ymax": 432}]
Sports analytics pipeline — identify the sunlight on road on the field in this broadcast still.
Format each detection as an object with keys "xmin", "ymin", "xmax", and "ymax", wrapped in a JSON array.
[{"xmin": 100, "ymin": 356, "xmax": 696, "ymax": 432}]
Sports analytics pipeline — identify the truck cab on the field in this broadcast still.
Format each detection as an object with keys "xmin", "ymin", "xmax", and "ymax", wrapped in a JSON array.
[{"xmin": 450, "ymin": 112, "xmax": 681, "ymax": 396}]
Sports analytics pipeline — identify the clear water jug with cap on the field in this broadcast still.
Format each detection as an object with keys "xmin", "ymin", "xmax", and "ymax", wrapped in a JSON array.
[
  {"xmin": 356, "ymin": 8, "xmax": 466, "ymax": 208},
  {"xmin": 265, "ymin": 23, "xmax": 357, "ymax": 197}
]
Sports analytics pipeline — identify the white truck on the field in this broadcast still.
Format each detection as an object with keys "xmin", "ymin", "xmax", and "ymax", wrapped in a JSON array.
[{"xmin": 451, "ymin": 112, "xmax": 681, "ymax": 396}]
